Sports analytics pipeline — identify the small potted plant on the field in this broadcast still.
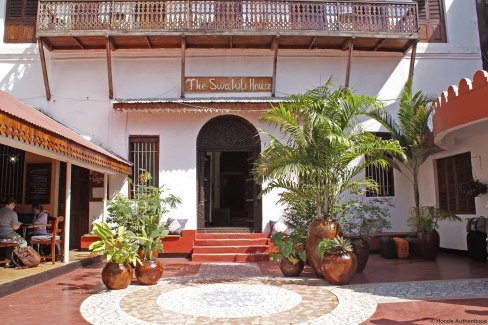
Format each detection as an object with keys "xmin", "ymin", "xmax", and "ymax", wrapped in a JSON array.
[
  {"xmin": 270, "ymin": 230, "xmax": 307, "ymax": 277},
  {"xmin": 407, "ymin": 206, "xmax": 461, "ymax": 260},
  {"xmin": 318, "ymin": 236, "xmax": 357, "ymax": 285},
  {"xmin": 106, "ymin": 171, "xmax": 181, "ymax": 284},
  {"xmin": 89, "ymin": 223, "xmax": 141, "ymax": 290},
  {"xmin": 337, "ymin": 198, "xmax": 392, "ymax": 272},
  {"xmin": 460, "ymin": 179, "xmax": 488, "ymax": 198},
  {"xmin": 135, "ymin": 215, "xmax": 169, "ymax": 285}
]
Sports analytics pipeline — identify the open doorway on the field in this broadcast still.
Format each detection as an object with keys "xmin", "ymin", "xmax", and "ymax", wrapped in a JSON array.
[{"xmin": 197, "ymin": 115, "xmax": 261, "ymax": 232}]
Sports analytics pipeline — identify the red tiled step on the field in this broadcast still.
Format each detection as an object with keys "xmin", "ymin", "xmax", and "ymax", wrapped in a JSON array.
[
  {"xmin": 195, "ymin": 233, "xmax": 269, "ymax": 239},
  {"xmin": 191, "ymin": 253, "xmax": 270, "ymax": 262},
  {"xmin": 192, "ymin": 245, "xmax": 270, "ymax": 254},
  {"xmin": 194, "ymin": 238, "xmax": 269, "ymax": 246}
]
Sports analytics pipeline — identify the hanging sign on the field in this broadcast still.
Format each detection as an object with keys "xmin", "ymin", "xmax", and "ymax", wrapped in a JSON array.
[{"xmin": 184, "ymin": 77, "xmax": 272, "ymax": 93}]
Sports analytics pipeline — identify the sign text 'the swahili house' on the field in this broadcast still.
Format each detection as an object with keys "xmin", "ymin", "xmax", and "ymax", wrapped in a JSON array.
[{"xmin": 184, "ymin": 77, "xmax": 272, "ymax": 93}]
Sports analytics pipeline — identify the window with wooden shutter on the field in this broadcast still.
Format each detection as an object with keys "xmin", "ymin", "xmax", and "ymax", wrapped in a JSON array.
[
  {"xmin": 436, "ymin": 152, "xmax": 475, "ymax": 214},
  {"xmin": 4, "ymin": 0, "xmax": 39, "ymax": 43},
  {"xmin": 417, "ymin": 0, "xmax": 446, "ymax": 43},
  {"xmin": 366, "ymin": 133, "xmax": 395, "ymax": 197},
  {"xmin": 128, "ymin": 136, "xmax": 159, "ymax": 196}
]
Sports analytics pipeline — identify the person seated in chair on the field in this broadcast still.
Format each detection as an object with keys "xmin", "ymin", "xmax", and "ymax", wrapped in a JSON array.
[
  {"xmin": 0, "ymin": 198, "xmax": 27, "ymax": 248},
  {"xmin": 30, "ymin": 203, "xmax": 48, "ymax": 237}
]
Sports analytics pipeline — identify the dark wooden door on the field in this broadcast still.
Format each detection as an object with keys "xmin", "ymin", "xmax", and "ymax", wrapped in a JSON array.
[{"xmin": 69, "ymin": 165, "xmax": 90, "ymax": 249}]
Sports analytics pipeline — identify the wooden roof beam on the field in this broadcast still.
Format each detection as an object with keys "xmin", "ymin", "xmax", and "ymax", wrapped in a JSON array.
[
  {"xmin": 106, "ymin": 36, "xmax": 114, "ymax": 99},
  {"xmin": 373, "ymin": 38, "xmax": 386, "ymax": 51},
  {"xmin": 181, "ymin": 36, "xmax": 186, "ymax": 98},
  {"xmin": 345, "ymin": 39, "xmax": 354, "ymax": 88},
  {"xmin": 308, "ymin": 36, "xmax": 317, "ymax": 50},
  {"xmin": 72, "ymin": 37, "xmax": 85, "ymax": 49},
  {"xmin": 145, "ymin": 36, "xmax": 152, "ymax": 49},
  {"xmin": 341, "ymin": 37, "xmax": 354, "ymax": 51},
  {"xmin": 272, "ymin": 35, "xmax": 280, "ymax": 97},
  {"xmin": 38, "ymin": 38, "xmax": 52, "ymax": 101}
]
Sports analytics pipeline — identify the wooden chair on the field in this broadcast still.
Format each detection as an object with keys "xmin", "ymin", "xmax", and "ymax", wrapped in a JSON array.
[{"xmin": 30, "ymin": 216, "xmax": 64, "ymax": 264}]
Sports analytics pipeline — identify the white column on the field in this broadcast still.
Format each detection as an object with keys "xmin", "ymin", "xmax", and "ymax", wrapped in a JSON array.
[
  {"xmin": 102, "ymin": 173, "xmax": 108, "ymax": 223},
  {"xmin": 63, "ymin": 162, "xmax": 72, "ymax": 263}
]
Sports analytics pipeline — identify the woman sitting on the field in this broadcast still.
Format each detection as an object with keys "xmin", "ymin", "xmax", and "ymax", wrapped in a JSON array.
[{"xmin": 30, "ymin": 203, "xmax": 48, "ymax": 237}]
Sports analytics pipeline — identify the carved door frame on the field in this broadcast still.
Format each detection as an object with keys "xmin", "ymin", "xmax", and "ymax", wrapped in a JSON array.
[{"xmin": 196, "ymin": 115, "xmax": 262, "ymax": 232}]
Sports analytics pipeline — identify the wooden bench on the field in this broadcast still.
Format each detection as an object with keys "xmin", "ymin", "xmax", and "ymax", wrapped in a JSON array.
[
  {"xmin": 80, "ymin": 230, "xmax": 197, "ymax": 254},
  {"xmin": 0, "ymin": 241, "xmax": 17, "ymax": 266}
]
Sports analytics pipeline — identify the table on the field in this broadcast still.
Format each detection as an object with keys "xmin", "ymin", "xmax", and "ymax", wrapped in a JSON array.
[{"xmin": 19, "ymin": 224, "xmax": 49, "ymax": 239}]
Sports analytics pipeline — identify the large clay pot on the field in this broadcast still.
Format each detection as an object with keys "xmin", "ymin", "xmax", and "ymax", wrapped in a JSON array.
[
  {"xmin": 418, "ymin": 230, "xmax": 440, "ymax": 260},
  {"xmin": 135, "ymin": 259, "xmax": 164, "ymax": 285},
  {"xmin": 351, "ymin": 238, "xmax": 369, "ymax": 273},
  {"xmin": 101, "ymin": 262, "xmax": 132, "ymax": 290},
  {"xmin": 321, "ymin": 252, "xmax": 357, "ymax": 285},
  {"xmin": 306, "ymin": 219, "xmax": 342, "ymax": 278},
  {"xmin": 279, "ymin": 257, "xmax": 304, "ymax": 277}
]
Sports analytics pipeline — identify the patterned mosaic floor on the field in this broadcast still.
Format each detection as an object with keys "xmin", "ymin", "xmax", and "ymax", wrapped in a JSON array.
[{"xmin": 80, "ymin": 263, "xmax": 488, "ymax": 325}]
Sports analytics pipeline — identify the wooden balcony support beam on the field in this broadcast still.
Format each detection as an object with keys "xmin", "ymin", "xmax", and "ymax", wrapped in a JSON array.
[
  {"xmin": 341, "ymin": 37, "xmax": 354, "ymax": 51},
  {"xmin": 38, "ymin": 38, "xmax": 52, "ymax": 101},
  {"xmin": 106, "ymin": 36, "xmax": 114, "ymax": 99},
  {"xmin": 181, "ymin": 36, "xmax": 186, "ymax": 98},
  {"xmin": 230, "ymin": 35, "xmax": 233, "ymax": 49},
  {"xmin": 373, "ymin": 38, "xmax": 386, "ymax": 51},
  {"xmin": 271, "ymin": 36, "xmax": 280, "ymax": 98},
  {"xmin": 308, "ymin": 36, "xmax": 317, "ymax": 50},
  {"xmin": 145, "ymin": 36, "xmax": 152, "ymax": 49},
  {"xmin": 408, "ymin": 41, "xmax": 418, "ymax": 81},
  {"xmin": 72, "ymin": 37, "xmax": 85, "ymax": 49},
  {"xmin": 345, "ymin": 39, "xmax": 354, "ymax": 88}
]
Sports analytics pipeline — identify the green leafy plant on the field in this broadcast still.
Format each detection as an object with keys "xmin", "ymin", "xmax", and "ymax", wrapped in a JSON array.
[
  {"xmin": 89, "ymin": 222, "xmax": 141, "ymax": 265},
  {"xmin": 366, "ymin": 79, "xmax": 437, "ymax": 215},
  {"xmin": 281, "ymin": 199, "xmax": 317, "ymax": 236},
  {"xmin": 336, "ymin": 198, "xmax": 392, "ymax": 240},
  {"xmin": 254, "ymin": 79, "xmax": 404, "ymax": 221},
  {"xmin": 317, "ymin": 236, "xmax": 353, "ymax": 258},
  {"xmin": 106, "ymin": 171, "xmax": 181, "ymax": 259},
  {"xmin": 270, "ymin": 230, "xmax": 307, "ymax": 265},
  {"xmin": 460, "ymin": 179, "xmax": 488, "ymax": 198},
  {"xmin": 407, "ymin": 206, "xmax": 461, "ymax": 233}
]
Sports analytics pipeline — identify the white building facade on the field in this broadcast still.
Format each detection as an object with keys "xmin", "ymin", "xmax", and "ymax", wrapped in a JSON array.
[{"xmin": 0, "ymin": 0, "xmax": 482, "ymax": 250}]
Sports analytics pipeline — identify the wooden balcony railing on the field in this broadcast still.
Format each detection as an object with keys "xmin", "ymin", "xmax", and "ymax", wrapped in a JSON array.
[{"xmin": 37, "ymin": 0, "xmax": 418, "ymax": 36}]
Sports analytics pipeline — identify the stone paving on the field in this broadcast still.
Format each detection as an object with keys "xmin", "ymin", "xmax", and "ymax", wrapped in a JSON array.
[{"xmin": 80, "ymin": 263, "xmax": 488, "ymax": 325}]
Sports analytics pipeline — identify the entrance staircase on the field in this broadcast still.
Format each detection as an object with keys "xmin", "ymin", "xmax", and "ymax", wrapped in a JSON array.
[{"xmin": 191, "ymin": 232, "xmax": 271, "ymax": 262}]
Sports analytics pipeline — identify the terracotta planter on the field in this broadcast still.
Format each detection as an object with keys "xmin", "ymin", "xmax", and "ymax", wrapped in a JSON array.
[
  {"xmin": 135, "ymin": 259, "xmax": 164, "ymax": 285},
  {"xmin": 351, "ymin": 238, "xmax": 369, "ymax": 273},
  {"xmin": 418, "ymin": 230, "xmax": 440, "ymax": 260},
  {"xmin": 306, "ymin": 219, "xmax": 342, "ymax": 278},
  {"xmin": 279, "ymin": 257, "xmax": 304, "ymax": 277},
  {"xmin": 320, "ymin": 252, "xmax": 357, "ymax": 285},
  {"xmin": 101, "ymin": 262, "xmax": 132, "ymax": 290}
]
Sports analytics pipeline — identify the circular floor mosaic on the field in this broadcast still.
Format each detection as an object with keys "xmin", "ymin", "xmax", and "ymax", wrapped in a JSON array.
[{"xmin": 80, "ymin": 277, "xmax": 378, "ymax": 325}]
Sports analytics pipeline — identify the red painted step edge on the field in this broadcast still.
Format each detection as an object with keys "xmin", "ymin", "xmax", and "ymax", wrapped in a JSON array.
[{"xmin": 191, "ymin": 253, "xmax": 270, "ymax": 262}]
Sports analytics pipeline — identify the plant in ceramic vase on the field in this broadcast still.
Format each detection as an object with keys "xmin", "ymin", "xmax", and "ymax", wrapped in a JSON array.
[
  {"xmin": 254, "ymin": 79, "xmax": 403, "ymax": 278},
  {"xmin": 270, "ymin": 230, "xmax": 307, "ymax": 277},
  {"xmin": 337, "ymin": 198, "xmax": 392, "ymax": 272},
  {"xmin": 89, "ymin": 222, "xmax": 141, "ymax": 290},
  {"xmin": 317, "ymin": 236, "xmax": 357, "ymax": 285},
  {"xmin": 407, "ymin": 206, "xmax": 461, "ymax": 260}
]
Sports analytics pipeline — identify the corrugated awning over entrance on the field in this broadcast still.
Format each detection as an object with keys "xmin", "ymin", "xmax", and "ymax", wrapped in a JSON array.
[
  {"xmin": 113, "ymin": 97, "xmax": 285, "ymax": 113},
  {"xmin": 0, "ymin": 91, "xmax": 131, "ymax": 174}
]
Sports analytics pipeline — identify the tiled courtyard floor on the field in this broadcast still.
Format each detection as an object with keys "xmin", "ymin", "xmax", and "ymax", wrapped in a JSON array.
[{"xmin": 0, "ymin": 253, "xmax": 487, "ymax": 324}]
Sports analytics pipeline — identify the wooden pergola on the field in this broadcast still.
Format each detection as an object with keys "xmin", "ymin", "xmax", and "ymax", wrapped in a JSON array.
[{"xmin": 36, "ymin": 0, "xmax": 420, "ymax": 100}]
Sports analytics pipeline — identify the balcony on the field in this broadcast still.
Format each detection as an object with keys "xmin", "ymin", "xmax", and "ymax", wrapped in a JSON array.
[{"xmin": 37, "ymin": 0, "xmax": 418, "ymax": 51}]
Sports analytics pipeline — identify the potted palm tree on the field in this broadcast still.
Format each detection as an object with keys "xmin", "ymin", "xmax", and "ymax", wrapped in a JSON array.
[
  {"xmin": 270, "ymin": 230, "xmax": 307, "ymax": 277},
  {"xmin": 407, "ymin": 206, "xmax": 461, "ymax": 260},
  {"xmin": 89, "ymin": 223, "xmax": 141, "ymax": 290},
  {"xmin": 366, "ymin": 79, "xmax": 437, "ymax": 220},
  {"xmin": 255, "ymin": 79, "xmax": 404, "ymax": 278},
  {"xmin": 318, "ymin": 236, "xmax": 357, "ymax": 285}
]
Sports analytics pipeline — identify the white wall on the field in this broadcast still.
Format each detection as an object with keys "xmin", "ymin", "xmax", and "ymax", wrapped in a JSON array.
[{"xmin": 0, "ymin": 1, "xmax": 482, "ymax": 239}]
